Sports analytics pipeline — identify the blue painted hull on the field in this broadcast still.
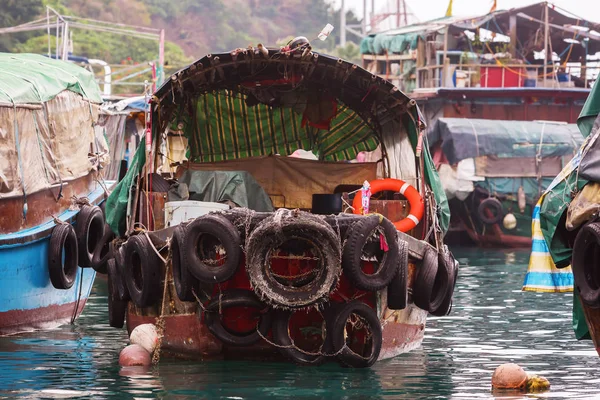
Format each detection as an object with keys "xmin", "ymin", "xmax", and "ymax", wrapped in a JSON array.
[{"xmin": 0, "ymin": 183, "xmax": 113, "ymax": 335}]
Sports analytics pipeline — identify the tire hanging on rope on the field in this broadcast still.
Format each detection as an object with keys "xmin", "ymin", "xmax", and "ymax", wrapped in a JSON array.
[
  {"xmin": 477, "ymin": 197, "xmax": 504, "ymax": 225},
  {"xmin": 183, "ymin": 214, "xmax": 242, "ymax": 284},
  {"xmin": 342, "ymin": 215, "xmax": 399, "ymax": 292},
  {"xmin": 48, "ymin": 223, "xmax": 79, "ymax": 290},
  {"xmin": 91, "ymin": 224, "xmax": 115, "ymax": 274},
  {"xmin": 572, "ymin": 222, "xmax": 600, "ymax": 308},
  {"xmin": 412, "ymin": 247, "xmax": 439, "ymax": 311},
  {"xmin": 429, "ymin": 248, "xmax": 458, "ymax": 316},
  {"xmin": 107, "ymin": 259, "xmax": 127, "ymax": 328},
  {"xmin": 245, "ymin": 210, "xmax": 341, "ymax": 309},
  {"xmin": 122, "ymin": 234, "xmax": 162, "ymax": 308},
  {"xmin": 172, "ymin": 225, "xmax": 199, "ymax": 302},
  {"xmin": 204, "ymin": 289, "xmax": 272, "ymax": 346},
  {"xmin": 387, "ymin": 239, "xmax": 409, "ymax": 310},
  {"xmin": 75, "ymin": 205, "xmax": 105, "ymax": 267},
  {"xmin": 330, "ymin": 300, "xmax": 382, "ymax": 368},
  {"xmin": 271, "ymin": 308, "xmax": 331, "ymax": 365}
]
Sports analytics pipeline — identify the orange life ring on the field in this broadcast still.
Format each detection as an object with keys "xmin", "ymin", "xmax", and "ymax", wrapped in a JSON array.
[{"xmin": 352, "ymin": 178, "xmax": 424, "ymax": 233}]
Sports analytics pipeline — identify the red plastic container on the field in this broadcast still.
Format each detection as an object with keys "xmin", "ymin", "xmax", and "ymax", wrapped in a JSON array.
[{"xmin": 481, "ymin": 65, "xmax": 524, "ymax": 88}]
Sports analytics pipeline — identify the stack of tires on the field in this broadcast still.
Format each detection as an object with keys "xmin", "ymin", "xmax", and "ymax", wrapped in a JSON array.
[{"xmin": 105, "ymin": 208, "xmax": 458, "ymax": 368}]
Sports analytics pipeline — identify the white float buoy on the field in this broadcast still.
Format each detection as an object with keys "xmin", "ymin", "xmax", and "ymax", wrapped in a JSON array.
[
  {"xmin": 130, "ymin": 323, "xmax": 159, "ymax": 355},
  {"xmin": 503, "ymin": 213, "xmax": 517, "ymax": 230}
]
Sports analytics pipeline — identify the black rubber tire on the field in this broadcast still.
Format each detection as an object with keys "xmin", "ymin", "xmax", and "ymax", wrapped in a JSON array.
[
  {"xmin": 48, "ymin": 223, "xmax": 79, "ymax": 290},
  {"xmin": 413, "ymin": 247, "xmax": 439, "ymax": 311},
  {"xmin": 387, "ymin": 239, "xmax": 409, "ymax": 310},
  {"xmin": 107, "ymin": 258, "xmax": 127, "ymax": 328},
  {"xmin": 76, "ymin": 205, "xmax": 105, "ymax": 267},
  {"xmin": 573, "ymin": 223, "xmax": 600, "ymax": 308},
  {"xmin": 114, "ymin": 245, "xmax": 130, "ymax": 302},
  {"xmin": 477, "ymin": 197, "xmax": 504, "ymax": 225},
  {"xmin": 330, "ymin": 301, "xmax": 382, "ymax": 368},
  {"xmin": 430, "ymin": 249, "xmax": 458, "ymax": 316},
  {"xmin": 123, "ymin": 234, "xmax": 162, "ymax": 308},
  {"xmin": 323, "ymin": 214, "xmax": 363, "ymax": 240},
  {"xmin": 204, "ymin": 289, "xmax": 272, "ymax": 347},
  {"xmin": 172, "ymin": 225, "xmax": 199, "ymax": 302},
  {"xmin": 91, "ymin": 225, "xmax": 115, "ymax": 274},
  {"xmin": 342, "ymin": 215, "xmax": 399, "ymax": 292},
  {"xmin": 272, "ymin": 309, "xmax": 328, "ymax": 365},
  {"xmin": 246, "ymin": 211, "xmax": 341, "ymax": 308},
  {"xmin": 183, "ymin": 214, "xmax": 242, "ymax": 284}
]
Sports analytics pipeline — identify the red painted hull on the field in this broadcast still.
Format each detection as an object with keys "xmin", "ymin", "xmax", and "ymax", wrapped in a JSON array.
[
  {"xmin": 0, "ymin": 299, "xmax": 87, "ymax": 336},
  {"xmin": 126, "ymin": 303, "xmax": 427, "ymax": 361},
  {"xmin": 463, "ymin": 225, "xmax": 532, "ymax": 248}
]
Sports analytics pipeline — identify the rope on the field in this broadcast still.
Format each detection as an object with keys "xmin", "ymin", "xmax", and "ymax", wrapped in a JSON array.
[
  {"xmin": 70, "ymin": 268, "xmax": 85, "ymax": 324},
  {"xmin": 152, "ymin": 252, "xmax": 171, "ymax": 365},
  {"xmin": 466, "ymin": 119, "xmax": 481, "ymax": 159}
]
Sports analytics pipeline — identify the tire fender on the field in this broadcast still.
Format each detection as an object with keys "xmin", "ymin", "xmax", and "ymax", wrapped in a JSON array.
[
  {"xmin": 123, "ymin": 234, "xmax": 162, "ymax": 308},
  {"xmin": 48, "ymin": 223, "xmax": 79, "ymax": 290},
  {"xmin": 76, "ymin": 205, "xmax": 105, "ymax": 267}
]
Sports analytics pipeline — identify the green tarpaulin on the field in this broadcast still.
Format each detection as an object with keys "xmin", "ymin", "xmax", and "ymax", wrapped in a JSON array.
[
  {"xmin": 178, "ymin": 91, "xmax": 379, "ymax": 162},
  {"xmin": 106, "ymin": 141, "xmax": 146, "ymax": 236},
  {"xmin": 0, "ymin": 53, "xmax": 102, "ymax": 105}
]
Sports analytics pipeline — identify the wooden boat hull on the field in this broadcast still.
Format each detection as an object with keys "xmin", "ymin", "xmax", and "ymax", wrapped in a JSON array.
[
  {"xmin": 0, "ymin": 177, "xmax": 113, "ymax": 335},
  {"xmin": 126, "ymin": 303, "xmax": 427, "ymax": 361}
]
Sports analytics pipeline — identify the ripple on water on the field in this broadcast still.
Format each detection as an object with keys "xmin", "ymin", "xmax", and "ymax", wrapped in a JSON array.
[{"xmin": 0, "ymin": 247, "xmax": 598, "ymax": 399}]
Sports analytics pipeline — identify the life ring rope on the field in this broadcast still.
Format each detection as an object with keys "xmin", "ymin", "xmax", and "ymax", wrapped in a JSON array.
[{"xmin": 352, "ymin": 178, "xmax": 424, "ymax": 233}]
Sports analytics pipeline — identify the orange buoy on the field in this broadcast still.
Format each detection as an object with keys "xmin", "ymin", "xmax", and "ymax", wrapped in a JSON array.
[
  {"xmin": 119, "ymin": 344, "xmax": 151, "ymax": 367},
  {"xmin": 491, "ymin": 363, "xmax": 528, "ymax": 390},
  {"xmin": 352, "ymin": 178, "xmax": 424, "ymax": 232}
]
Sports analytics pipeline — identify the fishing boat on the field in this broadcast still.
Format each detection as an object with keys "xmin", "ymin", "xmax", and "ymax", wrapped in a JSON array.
[
  {"xmin": 428, "ymin": 118, "xmax": 582, "ymax": 247},
  {"xmin": 102, "ymin": 40, "xmax": 457, "ymax": 367},
  {"xmin": 359, "ymin": 1, "xmax": 600, "ymax": 246},
  {"xmin": 522, "ymin": 78, "xmax": 600, "ymax": 353},
  {"xmin": 0, "ymin": 53, "xmax": 113, "ymax": 335}
]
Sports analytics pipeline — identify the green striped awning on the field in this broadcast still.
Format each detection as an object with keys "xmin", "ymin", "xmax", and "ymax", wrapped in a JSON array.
[{"xmin": 175, "ymin": 91, "xmax": 379, "ymax": 162}]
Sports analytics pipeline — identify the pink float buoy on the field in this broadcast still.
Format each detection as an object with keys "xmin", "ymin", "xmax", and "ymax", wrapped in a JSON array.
[{"xmin": 119, "ymin": 344, "xmax": 151, "ymax": 367}]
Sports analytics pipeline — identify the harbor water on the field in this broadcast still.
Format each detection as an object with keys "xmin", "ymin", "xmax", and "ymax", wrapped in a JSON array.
[{"xmin": 0, "ymin": 247, "xmax": 599, "ymax": 399}]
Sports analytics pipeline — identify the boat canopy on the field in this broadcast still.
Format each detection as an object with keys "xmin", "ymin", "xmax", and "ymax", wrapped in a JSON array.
[
  {"xmin": 106, "ymin": 46, "xmax": 451, "ymax": 236},
  {"xmin": 0, "ymin": 53, "xmax": 102, "ymax": 106},
  {"xmin": 428, "ymin": 118, "xmax": 583, "ymax": 165},
  {"xmin": 152, "ymin": 49, "xmax": 421, "ymax": 162},
  {"xmin": 0, "ymin": 53, "xmax": 105, "ymax": 202}
]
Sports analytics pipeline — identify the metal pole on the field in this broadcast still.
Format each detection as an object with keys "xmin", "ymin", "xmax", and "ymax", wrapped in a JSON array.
[
  {"xmin": 47, "ymin": 8, "xmax": 51, "ymax": 57},
  {"xmin": 442, "ymin": 26, "xmax": 449, "ymax": 87},
  {"xmin": 55, "ymin": 17, "xmax": 59, "ymax": 59},
  {"xmin": 362, "ymin": 0, "xmax": 367, "ymax": 36},
  {"xmin": 397, "ymin": 0, "xmax": 401, "ymax": 27},
  {"xmin": 543, "ymin": 1, "xmax": 549, "ymax": 86},
  {"xmin": 371, "ymin": 0, "xmax": 375, "ymax": 32},
  {"xmin": 341, "ymin": 0, "xmax": 346, "ymax": 46},
  {"xmin": 157, "ymin": 28, "xmax": 165, "ymax": 86}
]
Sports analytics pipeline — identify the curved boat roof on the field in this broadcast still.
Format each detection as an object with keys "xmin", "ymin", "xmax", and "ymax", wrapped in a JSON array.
[{"xmin": 0, "ymin": 53, "xmax": 102, "ymax": 106}]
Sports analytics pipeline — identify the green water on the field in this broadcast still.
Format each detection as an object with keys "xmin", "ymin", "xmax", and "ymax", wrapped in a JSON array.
[{"xmin": 1, "ymin": 248, "xmax": 599, "ymax": 399}]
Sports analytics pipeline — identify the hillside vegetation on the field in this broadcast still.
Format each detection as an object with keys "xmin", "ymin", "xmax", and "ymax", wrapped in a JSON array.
[{"xmin": 1, "ymin": 0, "xmax": 363, "ymax": 68}]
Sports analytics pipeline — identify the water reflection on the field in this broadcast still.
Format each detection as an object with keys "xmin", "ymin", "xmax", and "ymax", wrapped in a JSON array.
[{"xmin": 0, "ymin": 248, "xmax": 598, "ymax": 398}]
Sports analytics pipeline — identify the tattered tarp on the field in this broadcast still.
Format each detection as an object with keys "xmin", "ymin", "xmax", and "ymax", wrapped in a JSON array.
[
  {"xmin": 172, "ymin": 170, "xmax": 274, "ymax": 212},
  {"xmin": 0, "ymin": 53, "xmax": 102, "ymax": 105},
  {"xmin": 176, "ymin": 91, "xmax": 378, "ymax": 162},
  {"xmin": 0, "ymin": 90, "xmax": 103, "ymax": 199},
  {"xmin": 428, "ymin": 118, "xmax": 582, "ymax": 165}
]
